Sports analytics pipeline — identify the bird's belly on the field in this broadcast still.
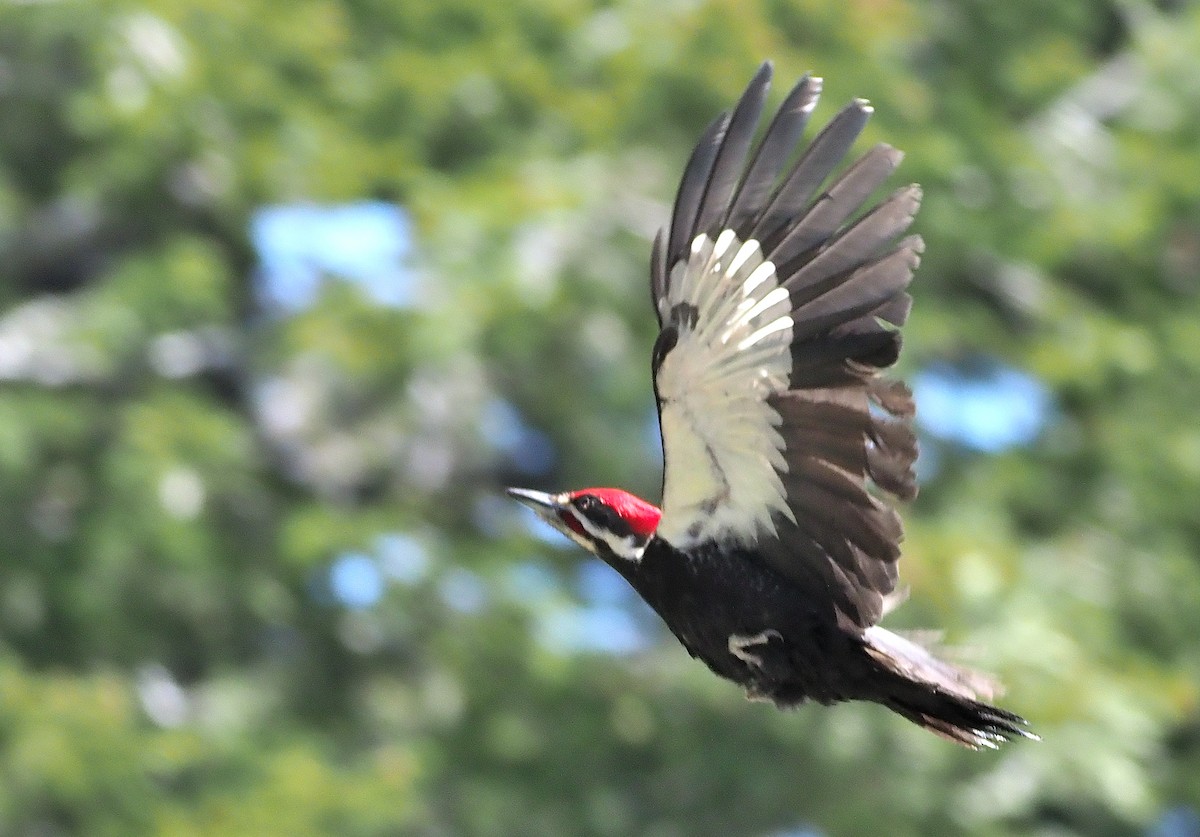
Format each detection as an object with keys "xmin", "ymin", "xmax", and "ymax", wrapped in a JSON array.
[{"xmin": 629, "ymin": 544, "xmax": 863, "ymax": 705}]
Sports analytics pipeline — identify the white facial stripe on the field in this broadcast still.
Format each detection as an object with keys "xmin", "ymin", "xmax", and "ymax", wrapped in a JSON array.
[{"xmin": 571, "ymin": 510, "xmax": 646, "ymax": 563}]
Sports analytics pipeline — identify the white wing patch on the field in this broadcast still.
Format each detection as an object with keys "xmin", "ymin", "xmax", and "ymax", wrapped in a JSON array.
[{"xmin": 655, "ymin": 230, "xmax": 795, "ymax": 549}]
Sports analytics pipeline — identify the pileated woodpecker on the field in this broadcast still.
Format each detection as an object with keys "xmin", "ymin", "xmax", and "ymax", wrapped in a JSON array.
[{"xmin": 508, "ymin": 63, "xmax": 1036, "ymax": 748}]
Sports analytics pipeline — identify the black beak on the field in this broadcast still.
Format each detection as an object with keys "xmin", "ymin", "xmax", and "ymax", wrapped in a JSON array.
[
  {"xmin": 505, "ymin": 487, "xmax": 562, "ymax": 514},
  {"xmin": 505, "ymin": 486, "xmax": 575, "ymax": 536},
  {"xmin": 504, "ymin": 482, "xmax": 564, "ymax": 515}
]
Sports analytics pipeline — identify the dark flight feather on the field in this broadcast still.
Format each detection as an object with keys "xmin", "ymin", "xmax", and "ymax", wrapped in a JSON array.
[
  {"xmin": 768, "ymin": 143, "xmax": 904, "ymax": 269},
  {"xmin": 750, "ymin": 99, "xmax": 873, "ymax": 247},
  {"xmin": 666, "ymin": 112, "xmax": 729, "ymax": 275},
  {"xmin": 779, "ymin": 183, "xmax": 920, "ymax": 298},
  {"xmin": 691, "ymin": 62, "xmax": 772, "ymax": 243},
  {"xmin": 725, "ymin": 72, "xmax": 822, "ymax": 232}
]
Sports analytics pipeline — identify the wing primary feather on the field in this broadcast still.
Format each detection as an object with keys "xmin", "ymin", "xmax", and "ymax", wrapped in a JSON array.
[
  {"xmin": 667, "ymin": 112, "xmax": 730, "ymax": 269},
  {"xmin": 767, "ymin": 144, "xmax": 904, "ymax": 270},
  {"xmin": 792, "ymin": 284, "xmax": 915, "ymax": 371},
  {"xmin": 868, "ymin": 418, "xmax": 918, "ymax": 500},
  {"xmin": 781, "ymin": 184, "xmax": 922, "ymax": 302},
  {"xmin": 870, "ymin": 377, "xmax": 915, "ymax": 416},
  {"xmin": 750, "ymin": 99, "xmax": 873, "ymax": 247},
  {"xmin": 787, "ymin": 332, "xmax": 902, "ymax": 387},
  {"xmin": 788, "ymin": 237, "xmax": 923, "ymax": 343},
  {"xmin": 691, "ymin": 62, "xmax": 773, "ymax": 243},
  {"xmin": 725, "ymin": 74, "xmax": 823, "ymax": 232},
  {"xmin": 868, "ymin": 292, "xmax": 913, "ymax": 328}
]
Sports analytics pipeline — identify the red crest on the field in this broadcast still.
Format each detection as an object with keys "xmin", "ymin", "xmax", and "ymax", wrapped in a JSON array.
[{"xmin": 572, "ymin": 488, "xmax": 661, "ymax": 537}]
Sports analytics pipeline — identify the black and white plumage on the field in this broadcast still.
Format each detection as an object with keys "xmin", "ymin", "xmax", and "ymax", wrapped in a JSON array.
[{"xmin": 509, "ymin": 63, "xmax": 1036, "ymax": 749}]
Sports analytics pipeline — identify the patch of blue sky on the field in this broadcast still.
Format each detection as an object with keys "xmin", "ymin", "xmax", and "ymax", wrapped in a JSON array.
[
  {"xmin": 536, "ymin": 604, "xmax": 650, "ymax": 656},
  {"xmin": 913, "ymin": 361, "xmax": 1052, "ymax": 453},
  {"xmin": 472, "ymin": 493, "xmax": 512, "ymax": 539},
  {"xmin": 480, "ymin": 398, "xmax": 556, "ymax": 475},
  {"xmin": 576, "ymin": 558, "xmax": 637, "ymax": 607},
  {"xmin": 643, "ymin": 408, "xmax": 664, "ymax": 465},
  {"xmin": 250, "ymin": 201, "xmax": 414, "ymax": 311},
  {"xmin": 767, "ymin": 827, "xmax": 826, "ymax": 837},
  {"xmin": 1148, "ymin": 805, "xmax": 1200, "ymax": 837},
  {"xmin": 375, "ymin": 532, "xmax": 430, "ymax": 585},
  {"xmin": 913, "ymin": 433, "xmax": 943, "ymax": 485},
  {"xmin": 329, "ymin": 551, "xmax": 385, "ymax": 610},
  {"xmin": 502, "ymin": 560, "xmax": 563, "ymax": 603},
  {"xmin": 437, "ymin": 567, "xmax": 488, "ymax": 614}
]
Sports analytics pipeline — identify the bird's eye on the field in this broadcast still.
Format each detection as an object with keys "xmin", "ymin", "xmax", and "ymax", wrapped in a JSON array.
[{"xmin": 575, "ymin": 495, "xmax": 596, "ymax": 512}]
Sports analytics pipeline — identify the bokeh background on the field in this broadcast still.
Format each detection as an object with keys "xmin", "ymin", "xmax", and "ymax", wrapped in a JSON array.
[{"xmin": 2, "ymin": 0, "xmax": 1200, "ymax": 834}]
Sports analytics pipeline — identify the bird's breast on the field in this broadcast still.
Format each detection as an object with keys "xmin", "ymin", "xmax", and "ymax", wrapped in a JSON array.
[{"xmin": 628, "ymin": 539, "xmax": 808, "ymax": 670}]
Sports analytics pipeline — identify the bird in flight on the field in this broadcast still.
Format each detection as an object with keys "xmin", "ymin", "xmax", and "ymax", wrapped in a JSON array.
[{"xmin": 508, "ymin": 62, "xmax": 1036, "ymax": 748}]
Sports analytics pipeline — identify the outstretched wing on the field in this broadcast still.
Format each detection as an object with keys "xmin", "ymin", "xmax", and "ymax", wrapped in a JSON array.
[{"xmin": 651, "ymin": 62, "xmax": 922, "ymax": 631}]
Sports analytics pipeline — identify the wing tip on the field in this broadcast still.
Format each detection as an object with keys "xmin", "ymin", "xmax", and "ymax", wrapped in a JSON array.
[
  {"xmin": 875, "ymin": 143, "xmax": 904, "ymax": 167},
  {"xmin": 801, "ymin": 76, "xmax": 824, "ymax": 112},
  {"xmin": 903, "ymin": 231, "xmax": 926, "ymax": 263}
]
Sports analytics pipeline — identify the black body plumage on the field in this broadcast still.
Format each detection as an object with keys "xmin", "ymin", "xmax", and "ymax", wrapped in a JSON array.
[
  {"xmin": 609, "ymin": 535, "xmax": 1033, "ymax": 748},
  {"xmin": 614, "ymin": 536, "xmax": 859, "ymax": 705}
]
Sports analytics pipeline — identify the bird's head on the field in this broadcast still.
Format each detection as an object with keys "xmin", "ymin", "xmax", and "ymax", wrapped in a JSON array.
[{"xmin": 506, "ymin": 486, "xmax": 661, "ymax": 563}]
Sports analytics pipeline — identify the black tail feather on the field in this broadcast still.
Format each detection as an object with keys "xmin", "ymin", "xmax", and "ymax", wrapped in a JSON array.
[
  {"xmin": 864, "ymin": 626, "xmax": 1038, "ymax": 749},
  {"xmin": 883, "ymin": 688, "xmax": 1038, "ymax": 750}
]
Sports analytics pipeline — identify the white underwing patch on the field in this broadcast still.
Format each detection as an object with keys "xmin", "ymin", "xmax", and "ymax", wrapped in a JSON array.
[{"xmin": 655, "ymin": 231, "xmax": 795, "ymax": 549}]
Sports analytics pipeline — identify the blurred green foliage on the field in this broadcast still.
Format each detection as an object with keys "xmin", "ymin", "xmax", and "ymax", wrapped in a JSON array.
[{"xmin": 1, "ymin": 0, "xmax": 1199, "ymax": 834}]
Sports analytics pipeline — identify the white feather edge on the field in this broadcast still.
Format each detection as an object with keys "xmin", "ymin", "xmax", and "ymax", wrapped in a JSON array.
[{"xmin": 655, "ymin": 231, "xmax": 795, "ymax": 549}]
